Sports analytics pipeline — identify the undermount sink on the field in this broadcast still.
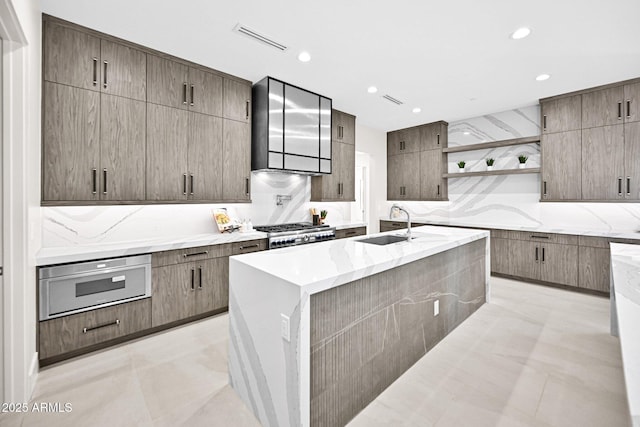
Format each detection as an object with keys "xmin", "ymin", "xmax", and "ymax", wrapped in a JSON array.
[{"xmin": 357, "ymin": 235, "xmax": 410, "ymax": 245}]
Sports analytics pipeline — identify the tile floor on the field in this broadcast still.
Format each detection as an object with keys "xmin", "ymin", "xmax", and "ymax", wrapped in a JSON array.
[{"xmin": 0, "ymin": 277, "xmax": 630, "ymax": 427}]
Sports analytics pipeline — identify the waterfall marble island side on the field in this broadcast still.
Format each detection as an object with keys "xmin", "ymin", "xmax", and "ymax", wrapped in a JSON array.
[{"xmin": 228, "ymin": 225, "xmax": 490, "ymax": 427}]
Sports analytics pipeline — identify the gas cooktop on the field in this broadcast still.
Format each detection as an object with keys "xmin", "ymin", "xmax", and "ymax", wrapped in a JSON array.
[
  {"xmin": 254, "ymin": 222, "xmax": 330, "ymax": 233},
  {"xmin": 254, "ymin": 222, "xmax": 335, "ymax": 249}
]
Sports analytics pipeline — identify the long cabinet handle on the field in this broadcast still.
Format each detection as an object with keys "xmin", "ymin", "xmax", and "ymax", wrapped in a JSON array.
[
  {"xmin": 245, "ymin": 100, "xmax": 250, "ymax": 119},
  {"xmin": 543, "ymin": 181, "xmax": 547, "ymax": 197},
  {"xmin": 103, "ymin": 61, "xmax": 108, "ymax": 89},
  {"xmin": 245, "ymin": 177, "xmax": 250, "ymax": 196},
  {"xmin": 535, "ymin": 247, "xmax": 539, "ymax": 263},
  {"xmin": 183, "ymin": 83, "xmax": 188, "ymax": 105},
  {"xmin": 102, "ymin": 169, "xmax": 108, "ymax": 195},
  {"xmin": 190, "ymin": 268, "xmax": 195, "ymax": 290},
  {"xmin": 437, "ymin": 184, "xmax": 440, "ymax": 196},
  {"xmin": 184, "ymin": 250, "xmax": 209, "ymax": 258},
  {"xmin": 190, "ymin": 174, "xmax": 194, "ymax": 195},
  {"xmin": 239, "ymin": 244, "xmax": 260, "ymax": 250},
  {"xmin": 543, "ymin": 115, "xmax": 547, "ymax": 131},
  {"xmin": 627, "ymin": 100, "xmax": 632, "ymax": 118},
  {"xmin": 530, "ymin": 235, "xmax": 550, "ymax": 240},
  {"xmin": 618, "ymin": 177, "xmax": 623, "ymax": 196},
  {"xmin": 437, "ymin": 134, "xmax": 440, "ymax": 146},
  {"xmin": 627, "ymin": 177, "xmax": 631, "ymax": 196},
  {"xmin": 83, "ymin": 319, "xmax": 119, "ymax": 334},
  {"xmin": 92, "ymin": 168, "xmax": 97, "ymax": 194},
  {"xmin": 198, "ymin": 267, "xmax": 203, "ymax": 289},
  {"xmin": 190, "ymin": 84, "xmax": 195, "ymax": 107},
  {"xmin": 92, "ymin": 57, "xmax": 98, "ymax": 86},
  {"xmin": 618, "ymin": 102, "xmax": 622, "ymax": 120},
  {"xmin": 183, "ymin": 173, "xmax": 188, "ymax": 195},
  {"xmin": 542, "ymin": 247, "xmax": 545, "ymax": 263}
]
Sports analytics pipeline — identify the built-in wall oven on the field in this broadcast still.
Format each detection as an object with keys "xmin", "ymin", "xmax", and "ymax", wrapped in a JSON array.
[{"xmin": 39, "ymin": 254, "xmax": 152, "ymax": 321}]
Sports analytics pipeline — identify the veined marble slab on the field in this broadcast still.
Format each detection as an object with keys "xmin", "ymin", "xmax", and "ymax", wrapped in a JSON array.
[
  {"xmin": 383, "ymin": 217, "xmax": 640, "ymax": 241},
  {"xmin": 610, "ymin": 243, "xmax": 640, "ymax": 427}
]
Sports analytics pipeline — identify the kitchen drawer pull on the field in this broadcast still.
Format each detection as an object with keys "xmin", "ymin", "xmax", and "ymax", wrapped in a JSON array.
[
  {"xmin": 103, "ymin": 169, "xmax": 108, "ymax": 195},
  {"xmin": 437, "ymin": 184, "xmax": 440, "ymax": 196},
  {"xmin": 345, "ymin": 231, "xmax": 357, "ymax": 236},
  {"xmin": 543, "ymin": 180, "xmax": 547, "ymax": 197},
  {"xmin": 245, "ymin": 177, "xmax": 250, "ymax": 196},
  {"xmin": 183, "ymin": 83, "xmax": 188, "ymax": 105},
  {"xmin": 541, "ymin": 247, "xmax": 545, "ymax": 263},
  {"xmin": 530, "ymin": 235, "xmax": 550, "ymax": 239},
  {"xmin": 183, "ymin": 174, "xmax": 188, "ymax": 195},
  {"xmin": 542, "ymin": 115, "xmax": 547, "ymax": 131},
  {"xmin": 198, "ymin": 267, "xmax": 203, "ymax": 289},
  {"xmin": 83, "ymin": 319, "xmax": 119, "ymax": 334},
  {"xmin": 92, "ymin": 168, "xmax": 97, "ymax": 194},
  {"xmin": 627, "ymin": 100, "xmax": 632, "ymax": 118},
  {"xmin": 190, "ymin": 84, "xmax": 195, "ymax": 106},
  {"xmin": 437, "ymin": 134, "xmax": 440, "ymax": 146},
  {"xmin": 627, "ymin": 177, "xmax": 631, "ymax": 195},
  {"xmin": 103, "ymin": 61, "xmax": 108, "ymax": 89},
  {"xmin": 189, "ymin": 174, "xmax": 194, "ymax": 195},
  {"xmin": 391, "ymin": 223, "xmax": 404, "ymax": 227},
  {"xmin": 618, "ymin": 177, "xmax": 623, "ymax": 196},
  {"xmin": 239, "ymin": 244, "xmax": 260, "ymax": 250},
  {"xmin": 245, "ymin": 100, "xmax": 250, "ymax": 119},
  {"xmin": 183, "ymin": 250, "xmax": 209, "ymax": 258},
  {"xmin": 535, "ymin": 247, "xmax": 539, "ymax": 262},
  {"xmin": 92, "ymin": 57, "xmax": 98, "ymax": 86},
  {"xmin": 190, "ymin": 268, "xmax": 195, "ymax": 290},
  {"xmin": 618, "ymin": 102, "xmax": 623, "ymax": 120}
]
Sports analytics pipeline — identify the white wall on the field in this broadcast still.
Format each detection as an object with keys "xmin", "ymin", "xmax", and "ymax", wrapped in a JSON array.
[
  {"xmin": 2, "ymin": 0, "xmax": 41, "ymax": 402},
  {"xmin": 354, "ymin": 124, "xmax": 387, "ymax": 233}
]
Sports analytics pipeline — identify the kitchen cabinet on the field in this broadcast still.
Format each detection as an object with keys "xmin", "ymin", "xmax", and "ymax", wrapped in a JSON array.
[
  {"xmin": 421, "ymin": 122, "xmax": 447, "ymax": 150},
  {"xmin": 222, "ymin": 120, "xmax": 251, "ymax": 201},
  {"xmin": 335, "ymin": 226, "xmax": 367, "ymax": 240},
  {"xmin": 224, "ymin": 78, "xmax": 251, "ymax": 123},
  {"xmin": 539, "ymin": 242, "xmax": 579, "ymax": 287},
  {"xmin": 582, "ymin": 86, "xmax": 625, "ymax": 129},
  {"xmin": 541, "ymin": 95, "xmax": 581, "ymax": 134},
  {"xmin": 188, "ymin": 113, "xmax": 224, "ymax": 201},
  {"xmin": 420, "ymin": 149, "xmax": 446, "ymax": 200},
  {"xmin": 100, "ymin": 39, "xmax": 147, "ymax": 101},
  {"xmin": 581, "ymin": 125, "xmax": 624, "ymax": 200},
  {"xmin": 39, "ymin": 298, "xmax": 151, "ymax": 361},
  {"xmin": 624, "ymin": 82, "xmax": 640, "ymax": 123},
  {"xmin": 311, "ymin": 110, "xmax": 356, "ymax": 201},
  {"xmin": 508, "ymin": 240, "xmax": 540, "ymax": 281},
  {"xmin": 388, "ymin": 153, "xmax": 420, "ymax": 200},
  {"xmin": 387, "ymin": 127, "xmax": 421, "ymax": 156},
  {"xmin": 379, "ymin": 220, "xmax": 428, "ymax": 232},
  {"xmin": 490, "ymin": 231, "xmax": 511, "ymax": 275},
  {"xmin": 579, "ymin": 245, "xmax": 611, "ymax": 292},
  {"xmin": 541, "ymin": 130, "xmax": 582, "ymax": 200},
  {"xmin": 624, "ymin": 122, "xmax": 640, "ymax": 200}
]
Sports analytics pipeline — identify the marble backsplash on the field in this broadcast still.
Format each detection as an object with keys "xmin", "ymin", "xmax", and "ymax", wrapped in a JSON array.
[
  {"xmin": 42, "ymin": 172, "xmax": 352, "ymax": 247},
  {"xmin": 386, "ymin": 105, "xmax": 640, "ymax": 232}
]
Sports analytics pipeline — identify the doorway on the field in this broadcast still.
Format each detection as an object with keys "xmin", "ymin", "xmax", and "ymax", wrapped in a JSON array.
[{"xmin": 352, "ymin": 151, "xmax": 370, "ymax": 224}]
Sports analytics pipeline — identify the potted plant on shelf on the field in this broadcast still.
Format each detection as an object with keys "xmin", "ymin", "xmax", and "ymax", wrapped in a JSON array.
[
  {"xmin": 486, "ymin": 158, "xmax": 495, "ymax": 171},
  {"xmin": 518, "ymin": 155, "xmax": 528, "ymax": 169},
  {"xmin": 457, "ymin": 161, "xmax": 466, "ymax": 173}
]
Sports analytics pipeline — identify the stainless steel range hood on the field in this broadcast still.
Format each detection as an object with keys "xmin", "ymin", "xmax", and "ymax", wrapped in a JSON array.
[{"xmin": 252, "ymin": 77, "xmax": 332, "ymax": 175}]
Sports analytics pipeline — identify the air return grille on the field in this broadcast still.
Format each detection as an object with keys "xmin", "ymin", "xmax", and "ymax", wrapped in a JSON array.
[
  {"xmin": 383, "ymin": 94, "xmax": 404, "ymax": 105},
  {"xmin": 233, "ymin": 24, "xmax": 288, "ymax": 51}
]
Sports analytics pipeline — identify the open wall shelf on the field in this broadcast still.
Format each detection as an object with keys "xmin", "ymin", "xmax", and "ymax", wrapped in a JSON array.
[
  {"xmin": 443, "ymin": 167, "xmax": 541, "ymax": 179},
  {"xmin": 443, "ymin": 136, "xmax": 540, "ymax": 154}
]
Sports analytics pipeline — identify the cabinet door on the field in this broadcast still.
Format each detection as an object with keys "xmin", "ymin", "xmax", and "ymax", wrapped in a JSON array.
[
  {"xmin": 387, "ymin": 155, "xmax": 402, "ymax": 200},
  {"xmin": 400, "ymin": 128, "xmax": 421, "ymax": 153},
  {"xmin": 490, "ymin": 238, "xmax": 511, "ymax": 275},
  {"xmin": 223, "ymin": 78, "xmax": 251, "ymax": 123},
  {"xmin": 100, "ymin": 39, "xmax": 146, "ymax": 101},
  {"xmin": 582, "ymin": 86, "xmax": 624, "ymax": 129},
  {"xmin": 387, "ymin": 131, "xmax": 402, "ymax": 156},
  {"xmin": 311, "ymin": 142, "xmax": 341, "ymax": 201},
  {"xmin": 100, "ymin": 95, "xmax": 146, "ymax": 201},
  {"xmin": 541, "ymin": 95, "xmax": 581, "ymax": 134},
  {"xmin": 624, "ymin": 82, "xmax": 640, "ymax": 123},
  {"xmin": 624, "ymin": 122, "xmax": 640, "ymax": 200},
  {"xmin": 541, "ymin": 130, "xmax": 582, "ymax": 200},
  {"xmin": 540, "ymin": 243, "xmax": 578, "ymax": 287},
  {"xmin": 334, "ymin": 111, "xmax": 355, "ymax": 145},
  {"xmin": 188, "ymin": 113, "xmax": 223, "ymax": 201},
  {"xmin": 578, "ymin": 246, "xmax": 610, "ymax": 292},
  {"xmin": 44, "ymin": 22, "xmax": 101, "ymax": 91},
  {"xmin": 420, "ymin": 123, "xmax": 445, "ymax": 150},
  {"xmin": 146, "ymin": 104, "xmax": 189, "ymax": 200},
  {"xmin": 581, "ymin": 125, "xmax": 624, "ymax": 200},
  {"xmin": 147, "ymin": 55, "xmax": 189, "ymax": 109},
  {"xmin": 420, "ymin": 149, "xmax": 443, "ymax": 200},
  {"xmin": 403, "ymin": 153, "xmax": 421, "ymax": 199},
  {"xmin": 222, "ymin": 120, "xmax": 251, "ymax": 201},
  {"xmin": 188, "ymin": 67, "xmax": 223, "ymax": 117},
  {"xmin": 508, "ymin": 240, "xmax": 539, "ymax": 281},
  {"xmin": 151, "ymin": 264, "xmax": 195, "ymax": 327},
  {"xmin": 340, "ymin": 141, "xmax": 356, "ymax": 200},
  {"xmin": 194, "ymin": 258, "xmax": 228, "ymax": 315},
  {"xmin": 43, "ymin": 82, "xmax": 100, "ymax": 201},
  {"xmin": 332, "ymin": 110, "xmax": 343, "ymax": 141}
]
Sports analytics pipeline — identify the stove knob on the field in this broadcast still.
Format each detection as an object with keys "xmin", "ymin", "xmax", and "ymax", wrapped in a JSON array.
[
  {"xmin": 288, "ymin": 239, "xmax": 295, "ymax": 244},
  {"xmin": 303, "ymin": 235, "xmax": 310, "ymax": 242}
]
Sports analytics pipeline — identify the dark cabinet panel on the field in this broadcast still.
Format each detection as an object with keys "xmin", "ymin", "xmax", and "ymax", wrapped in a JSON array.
[
  {"xmin": 541, "ymin": 95, "xmax": 581, "ymax": 134},
  {"xmin": 578, "ymin": 246, "xmax": 610, "ymax": 292},
  {"xmin": 582, "ymin": 86, "xmax": 624, "ymax": 129},
  {"xmin": 224, "ymin": 78, "xmax": 251, "ymax": 123},
  {"xmin": 581, "ymin": 125, "xmax": 624, "ymax": 200},
  {"xmin": 420, "ymin": 149, "xmax": 444, "ymax": 200},
  {"xmin": 151, "ymin": 264, "xmax": 194, "ymax": 326},
  {"xmin": 100, "ymin": 39, "xmax": 146, "ymax": 101},
  {"xmin": 188, "ymin": 113, "xmax": 223, "ymax": 201},
  {"xmin": 147, "ymin": 55, "xmax": 189, "ymax": 110},
  {"xmin": 222, "ymin": 119, "xmax": 251, "ymax": 201},
  {"xmin": 188, "ymin": 68, "xmax": 223, "ymax": 117},
  {"xmin": 540, "ymin": 243, "xmax": 578, "ymax": 287},
  {"xmin": 541, "ymin": 130, "xmax": 582, "ymax": 200}
]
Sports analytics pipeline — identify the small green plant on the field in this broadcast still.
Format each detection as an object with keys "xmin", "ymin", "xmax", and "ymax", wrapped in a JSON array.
[
  {"xmin": 320, "ymin": 210, "xmax": 328, "ymax": 219},
  {"xmin": 518, "ymin": 155, "xmax": 528, "ymax": 164},
  {"xmin": 486, "ymin": 158, "xmax": 495, "ymax": 166},
  {"xmin": 457, "ymin": 161, "xmax": 466, "ymax": 168}
]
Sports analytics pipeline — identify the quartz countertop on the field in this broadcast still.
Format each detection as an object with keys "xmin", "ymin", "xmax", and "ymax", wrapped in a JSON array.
[
  {"xmin": 36, "ymin": 222, "xmax": 369, "ymax": 266},
  {"xmin": 381, "ymin": 217, "xmax": 640, "ymax": 241},
  {"xmin": 610, "ymin": 243, "xmax": 640, "ymax": 427},
  {"xmin": 230, "ymin": 225, "xmax": 489, "ymax": 295}
]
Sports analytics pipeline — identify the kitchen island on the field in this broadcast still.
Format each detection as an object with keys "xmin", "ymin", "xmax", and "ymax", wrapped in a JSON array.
[{"xmin": 228, "ymin": 226, "xmax": 489, "ymax": 427}]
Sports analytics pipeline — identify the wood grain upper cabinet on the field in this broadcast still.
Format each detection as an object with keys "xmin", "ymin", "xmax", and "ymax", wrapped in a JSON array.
[
  {"xmin": 388, "ymin": 153, "xmax": 419, "ymax": 200},
  {"xmin": 222, "ymin": 120, "xmax": 251, "ymax": 201},
  {"xmin": 582, "ymin": 86, "xmax": 624, "ymax": 129},
  {"xmin": 541, "ymin": 95, "xmax": 581, "ymax": 134},
  {"xmin": 581, "ymin": 125, "xmax": 624, "ymax": 200},
  {"xmin": 188, "ymin": 113, "xmax": 223, "ymax": 201},
  {"xmin": 332, "ymin": 110, "xmax": 356, "ymax": 145},
  {"xmin": 223, "ymin": 78, "xmax": 251, "ymax": 123},
  {"xmin": 187, "ymin": 68, "xmax": 223, "ymax": 117},
  {"xmin": 420, "ymin": 149, "xmax": 445, "ymax": 200},
  {"xmin": 44, "ymin": 21, "xmax": 101, "ymax": 91},
  {"xmin": 387, "ymin": 154, "xmax": 403, "ymax": 200},
  {"xmin": 541, "ymin": 130, "xmax": 582, "ymax": 200},
  {"xmin": 624, "ymin": 82, "xmax": 640, "ymax": 123},
  {"xmin": 147, "ymin": 55, "xmax": 189, "ymax": 110},
  {"xmin": 624, "ymin": 122, "xmax": 640, "ymax": 200},
  {"xmin": 146, "ymin": 104, "xmax": 189, "ymax": 200},
  {"xmin": 421, "ymin": 122, "xmax": 447, "ymax": 150},
  {"xmin": 43, "ymin": 82, "xmax": 100, "ymax": 201},
  {"xmin": 100, "ymin": 39, "xmax": 146, "ymax": 101}
]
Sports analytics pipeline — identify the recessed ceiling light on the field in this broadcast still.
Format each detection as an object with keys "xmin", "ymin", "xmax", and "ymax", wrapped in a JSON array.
[
  {"xmin": 297, "ymin": 51, "xmax": 311, "ymax": 62},
  {"xmin": 463, "ymin": 131, "xmax": 470, "ymax": 135},
  {"xmin": 536, "ymin": 73, "xmax": 551, "ymax": 81},
  {"xmin": 511, "ymin": 27, "xmax": 531, "ymax": 40},
  {"xmin": 367, "ymin": 86, "xmax": 378, "ymax": 94},
  {"xmin": 412, "ymin": 107, "xmax": 421, "ymax": 113}
]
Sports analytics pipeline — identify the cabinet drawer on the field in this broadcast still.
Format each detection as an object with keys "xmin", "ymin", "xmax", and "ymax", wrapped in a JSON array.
[
  {"xmin": 232, "ymin": 239, "xmax": 267, "ymax": 255},
  {"xmin": 508, "ymin": 231, "xmax": 578, "ymax": 245},
  {"xmin": 490, "ymin": 229, "xmax": 511, "ymax": 239},
  {"xmin": 335, "ymin": 227, "xmax": 367, "ymax": 240},
  {"xmin": 578, "ymin": 236, "xmax": 610, "ymax": 248},
  {"xmin": 152, "ymin": 243, "xmax": 232, "ymax": 267},
  {"xmin": 609, "ymin": 237, "xmax": 640, "ymax": 245},
  {"xmin": 380, "ymin": 220, "xmax": 408, "ymax": 230},
  {"xmin": 39, "ymin": 298, "xmax": 151, "ymax": 359}
]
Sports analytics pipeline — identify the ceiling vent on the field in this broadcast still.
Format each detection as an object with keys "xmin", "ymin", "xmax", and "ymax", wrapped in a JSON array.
[
  {"xmin": 233, "ymin": 23, "xmax": 288, "ymax": 51},
  {"xmin": 383, "ymin": 94, "xmax": 404, "ymax": 105}
]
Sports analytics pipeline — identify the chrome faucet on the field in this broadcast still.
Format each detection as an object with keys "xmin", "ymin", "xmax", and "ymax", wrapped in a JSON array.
[{"xmin": 389, "ymin": 204, "xmax": 411, "ymax": 241}]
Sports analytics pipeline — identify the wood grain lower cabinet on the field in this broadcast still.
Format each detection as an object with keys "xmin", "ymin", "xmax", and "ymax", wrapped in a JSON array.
[
  {"xmin": 508, "ymin": 240, "xmax": 540, "ymax": 280},
  {"xmin": 379, "ymin": 220, "xmax": 428, "ymax": 232},
  {"xmin": 578, "ymin": 246, "xmax": 611, "ymax": 292},
  {"xmin": 539, "ymin": 243, "xmax": 578, "ymax": 287},
  {"xmin": 194, "ymin": 258, "xmax": 229, "ymax": 316},
  {"xmin": 39, "ymin": 298, "xmax": 151, "ymax": 360},
  {"xmin": 490, "ymin": 237, "xmax": 510, "ymax": 275},
  {"xmin": 335, "ymin": 226, "xmax": 367, "ymax": 239}
]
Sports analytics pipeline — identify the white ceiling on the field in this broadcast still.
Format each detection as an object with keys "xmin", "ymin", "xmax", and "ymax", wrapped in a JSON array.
[{"xmin": 41, "ymin": 0, "xmax": 640, "ymax": 132}]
